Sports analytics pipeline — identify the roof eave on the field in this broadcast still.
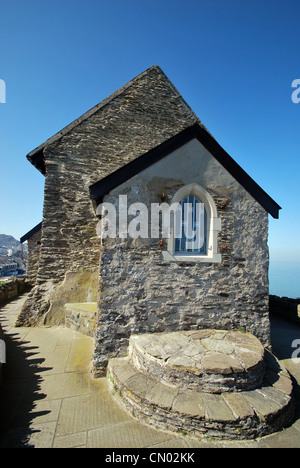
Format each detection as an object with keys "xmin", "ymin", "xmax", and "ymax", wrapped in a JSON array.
[
  {"xmin": 27, "ymin": 149, "xmax": 46, "ymax": 175},
  {"xmin": 89, "ymin": 123, "xmax": 281, "ymax": 219},
  {"xmin": 20, "ymin": 222, "xmax": 43, "ymax": 244}
]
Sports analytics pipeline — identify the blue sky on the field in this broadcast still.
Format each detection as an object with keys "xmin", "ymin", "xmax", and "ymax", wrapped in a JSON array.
[{"xmin": 0, "ymin": 0, "xmax": 300, "ymax": 273}]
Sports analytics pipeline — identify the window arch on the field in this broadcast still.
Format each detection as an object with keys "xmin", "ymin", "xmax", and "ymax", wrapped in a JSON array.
[
  {"xmin": 174, "ymin": 194, "xmax": 207, "ymax": 255},
  {"xmin": 163, "ymin": 183, "xmax": 221, "ymax": 263}
]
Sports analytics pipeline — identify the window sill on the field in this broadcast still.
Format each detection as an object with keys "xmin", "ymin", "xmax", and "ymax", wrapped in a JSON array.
[{"xmin": 162, "ymin": 251, "xmax": 222, "ymax": 264}]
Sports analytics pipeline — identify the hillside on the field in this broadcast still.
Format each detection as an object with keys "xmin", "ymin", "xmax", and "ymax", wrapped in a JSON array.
[
  {"xmin": 0, "ymin": 234, "xmax": 20, "ymax": 249},
  {"xmin": 0, "ymin": 234, "xmax": 27, "ymax": 268}
]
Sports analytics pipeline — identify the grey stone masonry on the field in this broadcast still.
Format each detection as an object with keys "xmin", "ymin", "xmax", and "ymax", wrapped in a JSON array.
[
  {"xmin": 17, "ymin": 65, "xmax": 277, "ymax": 391},
  {"xmin": 17, "ymin": 66, "xmax": 199, "ymax": 327},
  {"xmin": 65, "ymin": 302, "xmax": 97, "ymax": 337},
  {"xmin": 93, "ymin": 138, "xmax": 270, "ymax": 375},
  {"xmin": 129, "ymin": 330, "xmax": 266, "ymax": 393},
  {"xmin": 25, "ymin": 227, "xmax": 41, "ymax": 287}
]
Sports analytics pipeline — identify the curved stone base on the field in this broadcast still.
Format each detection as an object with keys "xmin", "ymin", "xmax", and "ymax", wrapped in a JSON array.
[
  {"xmin": 129, "ymin": 329, "xmax": 265, "ymax": 393},
  {"xmin": 107, "ymin": 330, "xmax": 295, "ymax": 440}
]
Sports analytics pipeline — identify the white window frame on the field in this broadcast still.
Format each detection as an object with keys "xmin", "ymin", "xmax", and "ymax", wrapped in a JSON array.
[{"xmin": 162, "ymin": 183, "xmax": 222, "ymax": 263}]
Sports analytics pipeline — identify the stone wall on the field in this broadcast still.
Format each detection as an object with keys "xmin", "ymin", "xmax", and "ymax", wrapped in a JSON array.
[
  {"xmin": 17, "ymin": 66, "xmax": 198, "ymax": 327},
  {"xmin": 65, "ymin": 302, "xmax": 97, "ymax": 337},
  {"xmin": 25, "ymin": 228, "xmax": 42, "ymax": 286},
  {"xmin": 269, "ymin": 295, "xmax": 300, "ymax": 325},
  {"xmin": 93, "ymin": 139, "xmax": 270, "ymax": 376},
  {"xmin": 0, "ymin": 279, "xmax": 29, "ymax": 305}
]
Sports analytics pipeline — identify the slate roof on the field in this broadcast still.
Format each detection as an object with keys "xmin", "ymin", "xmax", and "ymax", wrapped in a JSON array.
[
  {"xmin": 20, "ymin": 222, "xmax": 42, "ymax": 244},
  {"xmin": 24, "ymin": 65, "xmax": 281, "ymax": 219},
  {"xmin": 26, "ymin": 66, "xmax": 200, "ymax": 175}
]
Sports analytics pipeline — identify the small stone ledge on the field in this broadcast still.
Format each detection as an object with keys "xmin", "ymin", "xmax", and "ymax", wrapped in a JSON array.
[{"xmin": 65, "ymin": 302, "xmax": 97, "ymax": 337}]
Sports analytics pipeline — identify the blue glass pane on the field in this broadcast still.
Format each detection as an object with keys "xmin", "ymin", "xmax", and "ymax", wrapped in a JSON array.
[{"xmin": 174, "ymin": 195, "xmax": 206, "ymax": 254}]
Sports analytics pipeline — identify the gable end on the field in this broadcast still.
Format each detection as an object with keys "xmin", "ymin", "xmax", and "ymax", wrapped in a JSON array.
[{"xmin": 89, "ymin": 123, "xmax": 281, "ymax": 219}]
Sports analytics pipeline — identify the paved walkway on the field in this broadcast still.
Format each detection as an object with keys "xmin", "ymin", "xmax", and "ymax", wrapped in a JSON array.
[{"xmin": 0, "ymin": 293, "xmax": 300, "ymax": 448}]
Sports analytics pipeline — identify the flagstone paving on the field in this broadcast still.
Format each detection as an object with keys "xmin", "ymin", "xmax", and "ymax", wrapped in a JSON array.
[{"xmin": 0, "ymin": 293, "xmax": 300, "ymax": 448}]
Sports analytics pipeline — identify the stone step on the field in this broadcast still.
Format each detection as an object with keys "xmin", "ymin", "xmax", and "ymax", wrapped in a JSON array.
[
  {"xmin": 128, "ymin": 329, "xmax": 266, "ymax": 393},
  {"xmin": 65, "ymin": 302, "xmax": 97, "ymax": 337},
  {"xmin": 107, "ymin": 350, "xmax": 294, "ymax": 440}
]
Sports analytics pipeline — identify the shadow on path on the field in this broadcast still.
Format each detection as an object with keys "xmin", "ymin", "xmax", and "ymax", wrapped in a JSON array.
[
  {"xmin": 270, "ymin": 315, "xmax": 300, "ymax": 421},
  {"xmin": 270, "ymin": 315, "xmax": 300, "ymax": 360},
  {"xmin": 0, "ymin": 310, "xmax": 52, "ymax": 448}
]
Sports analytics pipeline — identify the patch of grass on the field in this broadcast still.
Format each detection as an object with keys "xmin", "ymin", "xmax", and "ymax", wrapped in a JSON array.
[{"xmin": 109, "ymin": 374, "xmax": 114, "ymax": 385}]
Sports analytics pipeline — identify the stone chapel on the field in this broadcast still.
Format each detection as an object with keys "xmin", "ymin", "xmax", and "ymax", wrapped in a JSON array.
[{"xmin": 19, "ymin": 66, "xmax": 281, "ymax": 377}]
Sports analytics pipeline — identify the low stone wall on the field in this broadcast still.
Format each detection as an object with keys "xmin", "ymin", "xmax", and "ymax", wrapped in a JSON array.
[
  {"xmin": 0, "ymin": 279, "xmax": 29, "ymax": 305},
  {"xmin": 269, "ymin": 295, "xmax": 300, "ymax": 326},
  {"xmin": 65, "ymin": 302, "xmax": 97, "ymax": 337}
]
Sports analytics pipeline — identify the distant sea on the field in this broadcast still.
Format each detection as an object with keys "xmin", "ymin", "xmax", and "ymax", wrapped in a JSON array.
[{"xmin": 269, "ymin": 261, "xmax": 300, "ymax": 299}]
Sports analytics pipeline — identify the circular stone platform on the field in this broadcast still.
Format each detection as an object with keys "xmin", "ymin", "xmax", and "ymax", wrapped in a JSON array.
[
  {"xmin": 129, "ymin": 329, "xmax": 265, "ymax": 393},
  {"xmin": 107, "ymin": 329, "xmax": 295, "ymax": 440}
]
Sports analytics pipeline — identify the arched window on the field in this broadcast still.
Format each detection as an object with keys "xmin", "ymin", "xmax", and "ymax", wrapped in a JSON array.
[
  {"xmin": 174, "ymin": 194, "xmax": 207, "ymax": 255},
  {"xmin": 163, "ymin": 183, "xmax": 221, "ymax": 263}
]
